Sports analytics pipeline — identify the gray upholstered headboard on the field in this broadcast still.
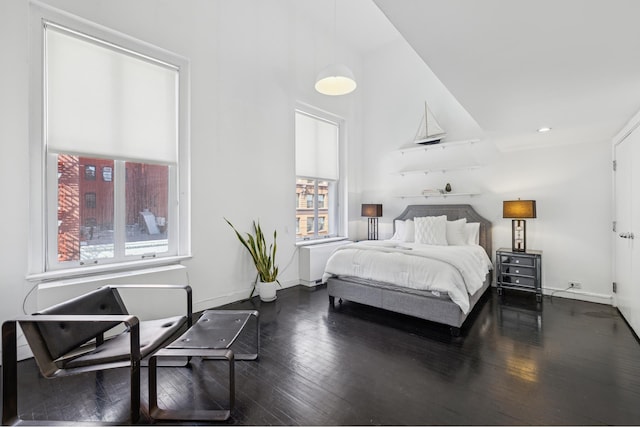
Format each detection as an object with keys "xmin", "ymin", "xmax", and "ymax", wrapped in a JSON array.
[{"xmin": 393, "ymin": 204, "xmax": 492, "ymax": 257}]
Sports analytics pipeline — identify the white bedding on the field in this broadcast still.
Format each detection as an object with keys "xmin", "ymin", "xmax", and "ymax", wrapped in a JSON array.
[{"xmin": 322, "ymin": 240, "xmax": 493, "ymax": 314}]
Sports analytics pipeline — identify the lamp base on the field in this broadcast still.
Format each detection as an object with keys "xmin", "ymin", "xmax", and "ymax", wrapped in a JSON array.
[
  {"xmin": 367, "ymin": 218, "xmax": 379, "ymax": 240},
  {"xmin": 511, "ymin": 219, "xmax": 527, "ymax": 252}
]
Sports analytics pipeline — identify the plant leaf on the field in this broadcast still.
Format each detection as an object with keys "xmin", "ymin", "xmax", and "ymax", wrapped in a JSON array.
[{"xmin": 226, "ymin": 217, "xmax": 279, "ymax": 287}]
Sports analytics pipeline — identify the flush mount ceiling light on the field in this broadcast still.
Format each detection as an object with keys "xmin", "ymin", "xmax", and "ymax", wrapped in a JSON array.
[
  {"xmin": 537, "ymin": 127, "xmax": 552, "ymax": 133},
  {"xmin": 315, "ymin": 0, "xmax": 357, "ymax": 96}
]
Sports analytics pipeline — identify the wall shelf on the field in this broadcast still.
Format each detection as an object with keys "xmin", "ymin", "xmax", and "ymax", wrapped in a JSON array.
[
  {"xmin": 395, "ymin": 193, "xmax": 479, "ymax": 199},
  {"xmin": 395, "ymin": 165, "xmax": 481, "ymax": 176},
  {"xmin": 397, "ymin": 138, "xmax": 481, "ymax": 154},
  {"xmin": 394, "ymin": 137, "xmax": 483, "ymax": 198}
]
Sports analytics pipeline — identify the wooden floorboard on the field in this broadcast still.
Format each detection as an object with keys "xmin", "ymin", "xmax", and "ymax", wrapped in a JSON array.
[{"xmin": 3, "ymin": 284, "xmax": 640, "ymax": 425}]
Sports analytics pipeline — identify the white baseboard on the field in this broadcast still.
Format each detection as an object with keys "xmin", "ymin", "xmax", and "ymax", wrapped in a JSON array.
[
  {"xmin": 193, "ymin": 279, "xmax": 301, "ymax": 311},
  {"xmin": 194, "ymin": 289, "xmax": 252, "ymax": 312},
  {"xmin": 542, "ymin": 287, "xmax": 614, "ymax": 306},
  {"xmin": 280, "ymin": 279, "xmax": 302, "ymax": 289}
]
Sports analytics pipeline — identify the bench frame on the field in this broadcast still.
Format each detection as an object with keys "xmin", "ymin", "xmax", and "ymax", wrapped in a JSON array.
[
  {"xmin": 1, "ymin": 284, "xmax": 192, "ymax": 425},
  {"xmin": 148, "ymin": 309, "xmax": 259, "ymax": 422}
]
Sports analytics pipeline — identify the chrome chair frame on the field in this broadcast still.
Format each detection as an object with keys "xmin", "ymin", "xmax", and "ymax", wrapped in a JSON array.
[{"xmin": 1, "ymin": 284, "xmax": 192, "ymax": 425}]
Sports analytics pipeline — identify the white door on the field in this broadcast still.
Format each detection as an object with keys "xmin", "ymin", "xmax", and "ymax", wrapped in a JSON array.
[
  {"xmin": 629, "ymin": 130, "xmax": 640, "ymax": 335},
  {"xmin": 614, "ymin": 128, "xmax": 640, "ymax": 334}
]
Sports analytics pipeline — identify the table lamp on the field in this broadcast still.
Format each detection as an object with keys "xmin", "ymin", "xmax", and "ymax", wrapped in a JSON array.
[
  {"xmin": 361, "ymin": 204, "xmax": 383, "ymax": 240},
  {"xmin": 503, "ymin": 199, "xmax": 536, "ymax": 252}
]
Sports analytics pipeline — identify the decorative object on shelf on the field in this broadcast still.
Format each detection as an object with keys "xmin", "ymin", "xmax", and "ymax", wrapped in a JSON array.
[
  {"xmin": 445, "ymin": 183, "xmax": 452, "ymax": 193},
  {"xmin": 314, "ymin": 0, "xmax": 356, "ymax": 96},
  {"xmin": 503, "ymin": 199, "xmax": 537, "ymax": 252},
  {"xmin": 414, "ymin": 101, "xmax": 447, "ymax": 145},
  {"xmin": 225, "ymin": 218, "xmax": 280, "ymax": 301},
  {"xmin": 361, "ymin": 204, "xmax": 383, "ymax": 240},
  {"xmin": 422, "ymin": 188, "xmax": 443, "ymax": 196}
]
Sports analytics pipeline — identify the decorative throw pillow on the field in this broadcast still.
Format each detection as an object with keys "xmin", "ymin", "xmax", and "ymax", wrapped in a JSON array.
[
  {"xmin": 446, "ymin": 218, "xmax": 467, "ymax": 245},
  {"xmin": 414, "ymin": 216, "xmax": 448, "ymax": 245},
  {"xmin": 403, "ymin": 220, "xmax": 415, "ymax": 243},
  {"xmin": 390, "ymin": 220, "xmax": 405, "ymax": 241},
  {"xmin": 465, "ymin": 222, "xmax": 480, "ymax": 245}
]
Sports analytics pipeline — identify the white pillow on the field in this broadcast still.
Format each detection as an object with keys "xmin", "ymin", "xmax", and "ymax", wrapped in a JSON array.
[
  {"xmin": 446, "ymin": 218, "xmax": 468, "ymax": 245},
  {"xmin": 414, "ymin": 216, "xmax": 448, "ymax": 245},
  {"xmin": 403, "ymin": 219, "xmax": 415, "ymax": 243},
  {"xmin": 465, "ymin": 222, "xmax": 480, "ymax": 245},
  {"xmin": 390, "ymin": 220, "xmax": 405, "ymax": 241}
]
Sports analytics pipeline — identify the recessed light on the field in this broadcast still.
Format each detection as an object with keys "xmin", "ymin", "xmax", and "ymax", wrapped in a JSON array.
[{"xmin": 537, "ymin": 127, "xmax": 552, "ymax": 133}]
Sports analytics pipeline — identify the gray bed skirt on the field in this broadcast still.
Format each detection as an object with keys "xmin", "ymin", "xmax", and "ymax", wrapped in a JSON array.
[{"xmin": 327, "ymin": 275, "xmax": 491, "ymax": 331}]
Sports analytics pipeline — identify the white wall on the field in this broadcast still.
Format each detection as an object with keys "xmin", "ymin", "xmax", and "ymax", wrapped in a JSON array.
[
  {"xmin": 0, "ymin": 0, "xmax": 30, "ymax": 334},
  {"xmin": 0, "ymin": 0, "xmax": 366, "ymax": 335},
  {"xmin": 0, "ymin": 0, "xmax": 615, "ymax": 346},
  {"xmin": 361, "ymin": 39, "xmax": 613, "ymax": 304}
]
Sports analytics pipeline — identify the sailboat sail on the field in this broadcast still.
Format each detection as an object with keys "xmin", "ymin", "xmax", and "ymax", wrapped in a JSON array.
[{"xmin": 414, "ymin": 102, "xmax": 447, "ymax": 144}]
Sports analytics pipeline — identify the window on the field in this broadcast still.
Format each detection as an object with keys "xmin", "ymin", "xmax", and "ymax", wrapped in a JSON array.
[
  {"xmin": 318, "ymin": 216, "xmax": 326, "ymax": 232},
  {"xmin": 31, "ymin": 10, "xmax": 190, "ymax": 275},
  {"xmin": 102, "ymin": 166, "xmax": 113, "ymax": 182},
  {"xmin": 85, "ymin": 165, "xmax": 96, "ymax": 180},
  {"xmin": 295, "ymin": 110, "xmax": 341, "ymax": 241},
  {"xmin": 84, "ymin": 192, "xmax": 97, "ymax": 209}
]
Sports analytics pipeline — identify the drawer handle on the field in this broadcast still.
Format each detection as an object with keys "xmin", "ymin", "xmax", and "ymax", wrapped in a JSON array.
[
  {"xmin": 515, "ymin": 269, "xmax": 520, "ymax": 274},
  {"xmin": 515, "ymin": 260, "xmax": 520, "ymax": 264},
  {"xmin": 515, "ymin": 279, "xmax": 520, "ymax": 284}
]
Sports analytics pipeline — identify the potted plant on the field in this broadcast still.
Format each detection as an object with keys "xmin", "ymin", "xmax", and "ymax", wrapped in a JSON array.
[{"xmin": 225, "ymin": 218, "xmax": 280, "ymax": 302}]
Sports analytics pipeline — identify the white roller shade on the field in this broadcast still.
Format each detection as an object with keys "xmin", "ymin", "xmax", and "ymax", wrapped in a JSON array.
[
  {"xmin": 295, "ymin": 112, "xmax": 338, "ymax": 180},
  {"xmin": 45, "ymin": 24, "xmax": 178, "ymax": 163}
]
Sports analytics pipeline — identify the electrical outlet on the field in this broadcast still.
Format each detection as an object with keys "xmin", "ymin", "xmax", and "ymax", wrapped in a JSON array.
[{"xmin": 569, "ymin": 281, "xmax": 582, "ymax": 289}]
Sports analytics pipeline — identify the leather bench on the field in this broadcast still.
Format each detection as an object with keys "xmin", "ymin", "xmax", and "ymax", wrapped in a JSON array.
[
  {"xmin": 2, "ymin": 284, "xmax": 192, "ymax": 425},
  {"xmin": 149, "ymin": 309, "xmax": 260, "ymax": 422}
]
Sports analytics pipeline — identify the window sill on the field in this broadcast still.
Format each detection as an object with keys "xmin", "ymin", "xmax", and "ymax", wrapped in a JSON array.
[
  {"xmin": 295, "ymin": 237, "xmax": 350, "ymax": 247},
  {"xmin": 26, "ymin": 255, "xmax": 192, "ymax": 283}
]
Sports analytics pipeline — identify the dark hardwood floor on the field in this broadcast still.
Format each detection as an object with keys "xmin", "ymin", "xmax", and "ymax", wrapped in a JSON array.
[{"xmin": 4, "ymin": 285, "xmax": 640, "ymax": 425}]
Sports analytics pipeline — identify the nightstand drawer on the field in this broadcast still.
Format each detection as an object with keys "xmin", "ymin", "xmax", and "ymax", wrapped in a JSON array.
[
  {"xmin": 502, "ymin": 266, "xmax": 535, "ymax": 277},
  {"xmin": 499, "ymin": 254, "xmax": 535, "ymax": 267},
  {"xmin": 499, "ymin": 275, "xmax": 536, "ymax": 288}
]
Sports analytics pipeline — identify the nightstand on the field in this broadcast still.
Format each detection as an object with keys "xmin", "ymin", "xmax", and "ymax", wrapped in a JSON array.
[{"xmin": 496, "ymin": 248, "xmax": 542, "ymax": 302}]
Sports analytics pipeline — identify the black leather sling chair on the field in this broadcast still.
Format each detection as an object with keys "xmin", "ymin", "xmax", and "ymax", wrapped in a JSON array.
[{"xmin": 2, "ymin": 284, "xmax": 192, "ymax": 425}]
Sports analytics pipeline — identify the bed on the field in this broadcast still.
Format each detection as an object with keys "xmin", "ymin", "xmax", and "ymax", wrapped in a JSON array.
[{"xmin": 324, "ymin": 204, "xmax": 493, "ymax": 336}]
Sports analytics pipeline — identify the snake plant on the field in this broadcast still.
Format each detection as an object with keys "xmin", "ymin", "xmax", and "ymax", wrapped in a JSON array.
[{"xmin": 225, "ymin": 218, "xmax": 280, "ymax": 296}]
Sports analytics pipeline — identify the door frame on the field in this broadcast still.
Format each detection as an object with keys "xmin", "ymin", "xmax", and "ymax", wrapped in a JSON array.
[{"xmin": 611, "ymin": 108, "xmax": 640, "ymax": 309}]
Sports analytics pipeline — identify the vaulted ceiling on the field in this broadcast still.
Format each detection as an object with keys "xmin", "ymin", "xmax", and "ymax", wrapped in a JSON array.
[{"xmin": 337, "ymin": 0, "xmax": 640, "ymax": 151}]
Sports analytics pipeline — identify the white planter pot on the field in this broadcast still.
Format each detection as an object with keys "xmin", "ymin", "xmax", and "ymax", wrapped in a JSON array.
[{"xmin": 258, "ymin": 280, "xmax": 277, "ymax": 302}]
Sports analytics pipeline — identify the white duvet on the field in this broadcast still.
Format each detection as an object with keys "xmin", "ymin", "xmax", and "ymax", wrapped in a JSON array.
[{"xmin": 322, "ymin": 240, "xmax": 493, "ymax": 314}]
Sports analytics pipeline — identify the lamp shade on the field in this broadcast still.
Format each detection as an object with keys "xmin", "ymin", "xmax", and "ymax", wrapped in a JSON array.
[
  {"xmin": 361, "ymin": 204, "xmax": 383, "ymax": 218},
  {"xmin": 315, "ymin": 64, "xmax": 357, "ymax": 96},
  {"xmin": 503, "ymin": 200, "xmax": 537, "ymax": 219}
]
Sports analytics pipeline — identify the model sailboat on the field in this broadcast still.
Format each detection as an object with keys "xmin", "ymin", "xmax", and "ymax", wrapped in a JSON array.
[{"xmin": 414, "ymin": 102, "xmax": 447, "ymax": 144}]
